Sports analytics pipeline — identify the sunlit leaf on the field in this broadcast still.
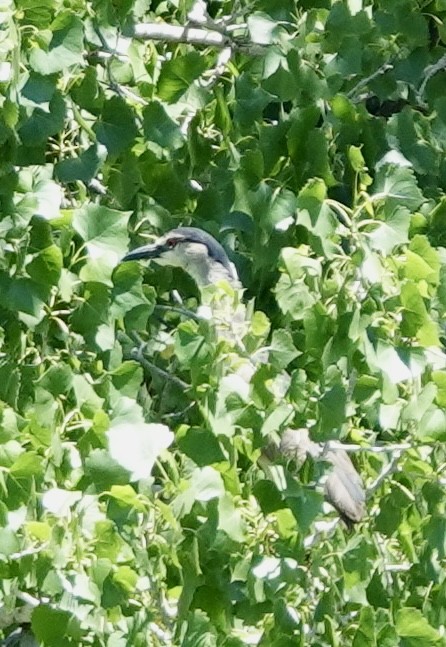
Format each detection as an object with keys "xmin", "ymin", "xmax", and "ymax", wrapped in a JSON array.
[{"xmin": 107, "ymin": 422, "xmax": 174, "ymax": 480}]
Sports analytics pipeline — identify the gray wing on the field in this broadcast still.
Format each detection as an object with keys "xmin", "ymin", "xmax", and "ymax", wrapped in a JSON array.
[
  {"xmin": 278, "ymin": 429, "xmax": 366, "ymax": 525},
  {"xmin": 324, "ymin": 449, "xmax": 366, "ymax": 524}
]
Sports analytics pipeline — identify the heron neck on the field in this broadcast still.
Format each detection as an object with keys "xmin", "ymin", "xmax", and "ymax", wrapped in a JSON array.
[{"xmin": 186, "ymin": 256, "xmax": 241, "ymax": 290}]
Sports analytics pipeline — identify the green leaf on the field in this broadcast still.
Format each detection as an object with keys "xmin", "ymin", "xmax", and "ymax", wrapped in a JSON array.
[
  {"xmin": 41, "ymin": 488, "xmax": 82, "ymax": 515},
  {"xmin": 0, "ymin": 274, "xmax": 49, "ymax": 318},
  {"xmin": 285, "ymin": 484, "xmax": 324, "ymax": 533},
  {"xmin": 296, "ymin": 178, "xmax": 338, "ymax": 254},
  {"xmin": 364, "ymin": 339, "xmax": 412, "ymax": 384},
  {"xmin": 72, "ymin": 374, "xmax": 104, "ymax": 413},
  {"xmin": 400, "ymin": 282, "xmax": 439, "ymax": 345},
  {"xmin": 190, "ymin": 466, "xmax": 225, "ymax": 502},
  {"xmin": 254, "ymin": 480, "xmax": 285, "ymax": 515},
  {"xmin": 107, "ymin": 422, "xmax": 174, "ymax": 480},
  {"xmin": 432, "ymin": 371, "xmax": 446, "ymax": 407},
  {"xmin": 18, "ymin": 91, "xmax": 66, "ymax": 145},
  {"xmin": 111, "ymin": 262, "xmax": 155, "ymax": 328},
  {"xmin": 234, "ymin": 74, "xmax": 273, "ymax": 126},
  {"xmin": 55, "ymin": 144, "xmax": 107, "ymax": 183},
  {"xmin": 287, "ymin": 108, "xmax": 335, "ymax": 185},
  {"xmin": 110, "ymin": 361, "xmax": 144, "ymax": 397},
  {"xmin": 175, "ymin": 321, "xmax": 210, "ymax": 367},
  {"xmin": 417, "ymin": 406, "xmax": 446, "ymax": 441},
  {"xmin": 29, "ymin": 15, "xmax": 84, "ymax": 75},
  {"xmin": 114, "ymin": 565, "xmax": 138, "ymax": 593},
  {"xmin": 0, "ymin": 528, "xmax": 20, "ymax": 557},
  {"xmin": 32, "ymin": 606, "xmax": 73, "ymax": 645},
  {"xmin": 318, "ymin": 384, "xmax": 347, "ymax": 435},
  {"xmin": 108, "ymin": 484, "xmax": 145, "ymax": 511},
  {"xmin": 157, "ymin": 52, "xmax": 207, "ymax": 103},
  {"xmin": 177, "ymin": 427, "xmax": 226, "ymax": 466},
  {"xmin": 73, "ymin": 204, "xmax": 131, "ymax": 285},
  {"xmin": 404, "ymin": 235, "xmax": 440, "ymax": 285},
  {"xmin": 395, "ymin": 608, "xmax": 441, "ymax": 644},
  {"xmin": 332, "ymin": 94, "xmax": 357, "ymax": 121},
  {"xmin": 38, "ymin": 364, "xmax": 73, "ymax": 397},
  {"xmin": 261, "ymin": 403, "xmax": 293, "ymax": 438},
  {"xmin": 84, "ymin": 449, "xmax": 132, "ymax": 490},
  {"xmin": 139, "ymin": 155, "xmax": 188, "ymax": 210},
  {"xmin": 94, "ymin": 96, "xmax": 138, "ymax": 155},
  {"xmin": 173, "ymin": 467, "xmax": 225, "ymax": 518},
  {"xmin": 367, "ymin": 206, "xmax": 411, "ymax": 255},
  {"xmin": 264, "ymin": 188, "xmax": 297, "ymax": 232},
  {"xmin": 26, "ymin": 244, "xmax": 62, "ymax": 285},
  {"xmin": 217, "ymin": 493, "xmax": 246, "ymax": 542},
  {"xmin": 143, "ymin": 102, "xmax": 184, "ymax": 150},
  {"xmin": 247, "ymin": 13, "xmax": 280, "ymax": 44},
  {"xmin": 262, "ymin": 59, "xmax": 299, "ymax": 102},
  {"xmin": 352, "ymin": 606, "xmax": 376, "ymax": 647},
  {"xmin": 274, "ymin": 272, "xmax": 316, "ymax": 320},
  {"xmin": 10, "ymin": 451, "xmax": 43, "ymax": 477},
  {"xmin": 372, "ymin": 164, "xmax": 424, "ymax": 211}
]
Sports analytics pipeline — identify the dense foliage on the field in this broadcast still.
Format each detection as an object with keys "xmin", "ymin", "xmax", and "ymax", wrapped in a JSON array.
[{"xmin": 2, "ymin": 0, "xmax": 446, "ymax": 644}]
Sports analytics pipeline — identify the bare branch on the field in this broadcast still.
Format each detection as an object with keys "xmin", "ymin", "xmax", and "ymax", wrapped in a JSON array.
[
  {"xmin": 130, "ymin": 348, "xmax": 190, "ymax": 391},
  {"xmin": 419, "ymin": 53, "xmax": 446, "ymax": 97},
  {"xmin": 126, "ymin": 332, "xmax": 191, "ymax": 391},
  {"xmin": 154, "ymin": 304, "xmax": 201, "ymax": 321},
  {"xmin": 133, "ymin": 22, "xmax": 230, "ymax": 48},
  {"xmin": 325, "ymin": 441, "xmax": 411, "ymax": 454},
  {"xmin": 347, "ymin": 62, "xmax": 394, "ymax": 100},
  {"xmin": 132, "ymin": 21, "xmax": 266, "ymax": 55}
]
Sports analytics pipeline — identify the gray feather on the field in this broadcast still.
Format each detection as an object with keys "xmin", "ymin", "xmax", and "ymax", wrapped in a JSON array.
[{"xmin": 279, "ymin": 428, "xmax": 365, "ymax": 525}]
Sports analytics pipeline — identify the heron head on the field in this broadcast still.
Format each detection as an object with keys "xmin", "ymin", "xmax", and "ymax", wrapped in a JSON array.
[{"xmin": 122, "ymin": 226, "xmax": 238, "ymax": 288}]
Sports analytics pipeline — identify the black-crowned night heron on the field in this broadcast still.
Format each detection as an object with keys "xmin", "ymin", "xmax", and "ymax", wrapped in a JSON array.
[
  {"xmin": 123, "ymin": 226, "xmax": 365, "ymax": 526},
  {"xmin": 122, "ymin": 226, "xmax": 241, "ymax": 289},
  {"xmin": 279, "ymin": 428, "xmax": 365, "ymax": 526}
]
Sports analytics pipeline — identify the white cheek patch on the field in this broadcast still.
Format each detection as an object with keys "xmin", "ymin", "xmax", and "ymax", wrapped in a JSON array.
[{"xmin": 154, "ymin": 250, "xmax": 184, "ymax": 268}]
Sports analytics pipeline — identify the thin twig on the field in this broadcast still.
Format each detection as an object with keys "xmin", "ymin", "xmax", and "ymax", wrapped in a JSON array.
[
  {"xmin": 419, "ymin": 53, "xmax": 446, "ymax": 97},
  {"xmin": 154, "ymin": 304, "xmax": 201, "ymax": 321},
  {"xmin": 130, "ymin": 347, "xmax": 190, "ymax": 391},
  {"xmin": 347, "ymin": 62, "xmax": 394, "ymax": 99},
  {"xmin": 105, "ymin": 81, "xmax": 149, "ymax": 105},
  {"xmin": 201, "ymin": 46, "xmax": 232, "ymax": 88},
  {"xmin": 367, "ymin": 449, "xmax": 405, "ymax": 495},
  {"xmin": 324, "ymin": 441, "xmax": 411, "ymax": 454},
  {"xmin": 16, "ymin": 591, "xmax": 46, "ymax": 607},
  {"xmin": 162, "ymin": 401, "xmax": 196, "ymax": 420},
  {"xmin": 9, "ymin": 545, "xmax": 48, "ymax": 561}
]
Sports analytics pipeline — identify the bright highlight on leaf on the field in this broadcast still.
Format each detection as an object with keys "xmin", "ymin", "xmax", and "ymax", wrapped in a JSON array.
[
  {"xmin": 2, "ymin": 0, "xmax": 446, "ymax": 644},
  {"xmin": 107, "ymin": 422, "xmax": 174, "ymax": 480}
]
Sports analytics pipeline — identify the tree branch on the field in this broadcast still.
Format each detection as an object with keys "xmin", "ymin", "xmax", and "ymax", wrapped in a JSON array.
[
  {"xmin": 154, "ymin": 304, "xmax": 201, "ymax": 321},
  {"xmin": 127, "ymin": 331, "xmax": 191, "ymax": 391},
  {"xmin": 347, "ymin": 62, "xmax": 394, "ymax": 100},
  {"xmin": 324, "ymin": 441, "xmax": 411, "ymax": 454},
  {"xmin": 130, "ymin": 348, "xmax": 190, "ymax": 391},
  {"xmin": 419, "ymin": 53, "xmax": 446, "ymax": 97},
  {"xmin": 132, "ymin": 21, "xmax": 266, "ymax": 55},
  {"xmin": 133, "ymin": 22, "xmax": 230, "ymax": 48},
  {"xmin": 367, "ymin": 448, "xmax": 405, "ymax": 495}
]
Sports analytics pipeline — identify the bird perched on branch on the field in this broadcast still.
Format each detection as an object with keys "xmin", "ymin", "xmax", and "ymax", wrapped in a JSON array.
[
  {"xmin": 123, "ymin": 226, "xmax": 366, "ymax": 525},
  {"xmin": 279, "ymin": 428, "xmax": 365, "ymax": 526}
]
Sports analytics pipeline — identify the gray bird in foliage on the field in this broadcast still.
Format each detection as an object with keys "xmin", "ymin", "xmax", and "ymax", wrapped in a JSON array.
[
  {"xmin": 123, "ymin": 227, "xmax": 366, "ymax": 525},
  {"xmin": 122, "ymin": 226, "xmax": 240, "ymax": 289},
  {"xmin": 279, "ymin": 428, "xmax": 366, "ymax": 526}
]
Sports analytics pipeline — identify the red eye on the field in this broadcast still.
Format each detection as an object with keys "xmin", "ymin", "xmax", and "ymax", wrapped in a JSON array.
[{"xmin": 166, "ymin": 238, "xmax": 178, "ymax": 248}]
